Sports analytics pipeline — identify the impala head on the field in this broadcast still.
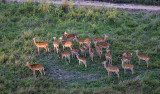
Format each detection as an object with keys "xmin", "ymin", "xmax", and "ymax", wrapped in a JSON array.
[
  {"xmin": 53, "ymin": 37, "xmax": 56, "ymax": 40},
  {"xmin": 104, "ymin": 34, "xmax": 108, "ymax": 38},
  {"xmin": 25, "ymin": 61, "xmax": 29, "ymax": 66},
  {"xmin": 64, "ymin": 31, "xmax": 68, "ymax": 36},
  {"xmin": 33, "ymin": 37, "xmax": 36, "ymax": 40},
  {"xmin": 106, "ymin": 49, "xmax": 110, "ymax": 53},
  {"xmin": 58, "ymin": 54, "xmax": 61, "ymax": 58}
]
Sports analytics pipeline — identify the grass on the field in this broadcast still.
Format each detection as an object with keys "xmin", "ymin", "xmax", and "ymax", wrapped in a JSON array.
[{"xmin": 0, "ymin": 2, "xmax": 160, "ymax": 94}]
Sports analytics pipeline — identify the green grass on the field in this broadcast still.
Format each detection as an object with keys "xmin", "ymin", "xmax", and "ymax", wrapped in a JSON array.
[{"xmin": 0, "ymin": 2, "xmax": 160, "ymax": 94}]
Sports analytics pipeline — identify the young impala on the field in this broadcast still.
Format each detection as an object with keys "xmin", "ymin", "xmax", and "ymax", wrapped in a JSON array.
[
  {"xmin": 79, "ymin": 46, "xmax": 87, "ymax": 56},
  {"xmin": 58, "ymin": 51, "xmax": 70, "ymax": 64},
  {"xmin": 76, "ymin": 54, "xmax": 87, "ymax": 68},
  {"xmin": 92, "ymin": 34, "xmax": 108, "ymax": 44},
  {"xmin": 25, "ymin": 61, "xmax": 45, "ymax": 77},
  {"xmin": 105, "ymin": 50, "xmax": 112, "ymax": 65},
  {"xmin": 71, "ymin": 48, "xmax": 79, "ymax": 58},
  {"xmin": 53, "ymin": 37, "xmax": 59, "ymax": 54},
  {"xmin": 135, "ymin": 50, "xmax": 150, "ymax": 68},
  {"xmin": 95, "ymin": 45, "xmax": 102, "ymax": 59},
  {"xmin": 102, "ymin": 61, "xmax": 119, "ymax": 79},
  {"xmin": 33, "ymin": 37, "xmax": 49, "ymax": 54},
  {"xmin": 118, "ymin": 51, "xmax": 132, "ymax": 59},
  {"xmin": 121, "ymin": 59, "xmax": 134, "ymax": 74},
  {"xmin": 75, "ymin": 36, "xmax": 91, "ymax": 47},
  {"xmin": 89, "ymin": 45, "xmax": 94, "ymax": 61}
]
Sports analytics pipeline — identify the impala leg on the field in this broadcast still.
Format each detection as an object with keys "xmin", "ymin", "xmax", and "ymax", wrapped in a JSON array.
[
  {"xmin": 146, "ymin": 60, "xmax": 149, "ymax": 68},
  {"xmin": 45, "ymin": 47, "xmax": 47, "ymax": 52},
  {"xmin": 131, "ymin": 68, "xmax": 134, "ymax": 75},
  {"xmin": 107, "ymin": 71, "xmax": 110, "ymax": 77},
  {"xmin": 79, "ymin": 61, "xmax": 80, "ymax": 65},
  {"xmin": 67, "ymin": 56, "xmax": 70, "ymax": 63},
  {"xmin": 38, "ymin": 47, "xmax": 40, "ymax": 54},
  {"xmin": 56, "ymin": 47, "xmax": 59, "ymax": 54},
  {"xmin": 39, "ymin": 70, "xmax": 43, "ymax": 77},
  {"xmin": 138, "ymin": 58, "xmax": 140, "ymax": 65},
  {"xmin": 124, "ymin": 69, "xmax": 126, "ymax": 74},
  {"xmin": 33, "ymin": 70, "xmax": 35, "ymax": 76},
  {"xmin": 111, "ymin": 58, "xmax": 112, "ymax": 65},
  {"xmin": 115, "ymin": 72, "xmax": 119, "ymax": 79},
  {"xmin": 43, "ymin": 68, "xmax": 45, "ymax": 75}
]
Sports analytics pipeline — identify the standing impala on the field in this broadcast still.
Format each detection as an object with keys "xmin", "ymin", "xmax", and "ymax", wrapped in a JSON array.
[
  {"xmin": 25, "ymin": 61, "xmax": 45, "ymax": 77},
  {"xmin": 105, "ymin": 50, "xmax": 112, "ymax": 65},
  {"xmin": 71, "ymin": 48, "xmax": 79, "ymax": 58},
  {"xmin": 95, "ymin": 45, "xmax": 102, "ymax": 59},
  {"xmin": 58, "ymin": 51, "xmax": 70, "ymax": 64},
  {"xmin": 121, "ymin": 59, "xmax": 134, "ymax": 75},
  {"xmin": 135, "ymin": 50, "xmax": 149, "ymax": 68},
  {"xmin": 102, "ymin": 61, "xmax": 119, "ymax": 79},
  {"xmin": 76, "ymin": 54, "xmax": 87, "ymax": 68},
  {"xmin": 33, "ymin": 37, "xmax": 49, "ymax": 54},
  {"xmin": 62, "ymin": 41, "xmax": 73, "ymax": 51},
  {"xmin": 53, "ymin": 37, "xmax": 59, "ymax": 54},
  {"xmin": 118, "ymin": 51, "xmax": 132, "ymax": 59},
  {"xmin": 92, "ymin": 34, "xmax": 108, "ymax": 44},
  {"xmin": 75, "ymin": 36, "xmax": 91, "ymax": 47}
]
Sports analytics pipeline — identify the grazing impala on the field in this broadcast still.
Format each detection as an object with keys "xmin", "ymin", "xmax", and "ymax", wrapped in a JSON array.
[
  {"xmin": 33, "ymin": 37, "xmax": 49, "ymax": 54},
  {"xmin": 95, "ymin": 45, "xmax": 102, "ymax": 59},
  {"xmin": 71, "ymin": 48, "xmax": 79, "ymax": 58},
  {"xmin": 118, "ymin": 51, "xmax": 132, "ymax": 59},
  {"xmin": 25, "ymin": 61, "xmax": 45, "ymax": 77},
  {"xmin": 122, "ymin": 56, "xmax": 131, "ymax": 64},
  {"xmin": 58, "ymin": 51, "xmax": 70, "ymax": 64},
  {"xmin": 75, "ymin": 36, "xmax": 91, "ymax": 47},
  {"xmin": 92, "ymin": 34, "xmax": 108, "ymax": 44},
  {"xmin": 59, "ymin": 36, "xmax": 68, "ymax": 43},
  {"xmin": 121, "ymin": 59, "xmax": 134, "ymax": 74},
  {"xmin": 76, "ymin": 54, "xmax": 87, "ymax": 68},
  {"xmin": 64, "ymin": 31, "xmax": 77, "ymax": 41},
  {"xmin": 96, "ymin": 42, "xmax": 110, "ymax": 51},
  {"xmin": 89, "ymin": 45, "xmax": 94, "ymax": 61},
  {"xmin": 79, "ymin": 46, "xmax": 87, "ymax": 56},
  {"xmin": 53, "ymin": 37, "xmax": 59, "ymax": 54},
  {"xmin": 135, "ymin": 50, "xmax": 149, "ymax": 68},
  {"xmin": 105, "ymin": 50, "xmax": 112, "ymax": 65},
  {"xmin": 102, "ymin": 61, "xmax": 119, "ymax": 79}
]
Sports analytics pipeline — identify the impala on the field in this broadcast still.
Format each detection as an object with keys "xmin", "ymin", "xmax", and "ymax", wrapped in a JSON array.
[
  {"xmin": 71, "ymin": 48, "xmax": 79, "ymax": 58},
  {"xmin": 79, "ymin": 46, "xmax": 87, "ymax": 56},
  {"xmin": 92, "ymin": 34, "xmax": 108, "ymax": 44},
  {"xmin": 64, "ymin": 31, "xmax": 77, "ymax": 41},
  {"xmin": 96, "ymin": 42, "xmax": 110, "ymax": 51},
  {"xmin": 58, "ymin": 51, "xmax": 70, "ymax": 64},
  {"xmin": 25, "ymin": 61, "xmax": 45, "ymax": 77},
  {"xmin": 89, "ymin": 45, "xmax": 94, "ymax": 61},
  {"xmin": 95, "ymin": 45, "xmax": 102, "ymax": 59},
  {"xmin": 102, "ymin": 61, "xmax": 119, "ymax": 79},
  {"xmin": 76, "ymin": 54, "xmax": 87, "ymax": 68},
  {"xmin": 53, "ymin": 37, "xmax": 59, "ymax": 54},
  {"xmin": 62, "ymin": 41, "xmax": 73, "ymax": 51},
  {"xmin": 118, "ymin": 51, "xmax": 132, "ymax": 59},
  {"xmin": 105, "ymin": 50, "xmax": 112, "ymax": 65},
  {"xmin": 75, "ymin": 36, "xmax": 91, "ymax": 47},
  {"xmin": 135, "ymin": 50, "xmax": 149, "ymax": 68},
  {"xmin": 33, "ymin": 37, "xmax": 49, "ymax": 54},
  {"xmin": 121, "ymin": 59, "xmax": 134, "ymax": 74}
]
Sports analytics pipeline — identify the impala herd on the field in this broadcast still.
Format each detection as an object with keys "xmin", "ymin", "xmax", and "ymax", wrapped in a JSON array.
[{"xmin": 26, "ymin": 30, "xmax": 150, "ymax": 79}]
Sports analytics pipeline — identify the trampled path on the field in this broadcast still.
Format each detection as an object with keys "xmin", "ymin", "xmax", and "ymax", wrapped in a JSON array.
[{"xmin": 11, "ymin": 0, "xmax": 160, "ymax": 12}]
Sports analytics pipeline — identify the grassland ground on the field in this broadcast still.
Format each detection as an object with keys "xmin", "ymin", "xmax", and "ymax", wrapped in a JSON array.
[{"xmin": 0, "ymin": 2, "xmax": 160, "ymax": 94}]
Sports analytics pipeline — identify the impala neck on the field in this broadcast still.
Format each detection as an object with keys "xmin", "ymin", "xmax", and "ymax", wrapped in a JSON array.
[
  {"xmin": 103, "ymin": 62, "xmax": 108, "ymax": 69},
  {"xmin": 104, "ymin": 36, "xmax": 107, "ymax": 41},
  {"xmin": 27, "ymin": 63, "xmax": 32, "ymax": 70},
  {"xmin": 33, "ymin": 39, "xmax": 37, "ymax": 45}
]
